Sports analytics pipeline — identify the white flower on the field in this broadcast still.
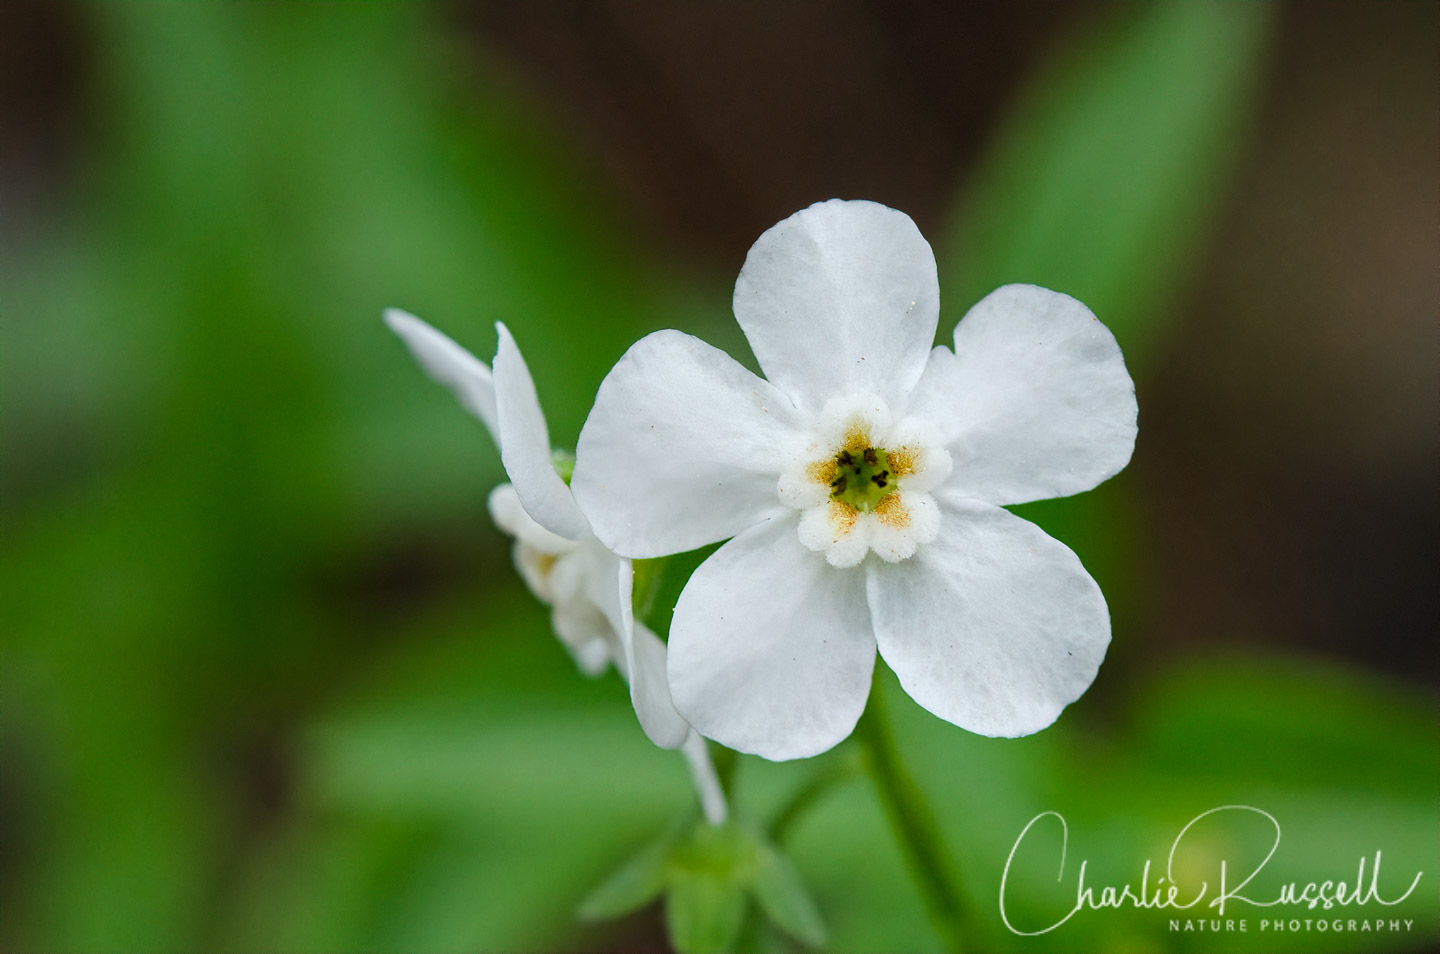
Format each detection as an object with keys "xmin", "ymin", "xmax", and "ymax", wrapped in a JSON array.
[
  {"xmin": 384, "ymin": 310, "xmax": 703, "ymax": 764},
  {"xmin": 571, "ymin": 199, "xmax": 1137, "ymax": 761}
]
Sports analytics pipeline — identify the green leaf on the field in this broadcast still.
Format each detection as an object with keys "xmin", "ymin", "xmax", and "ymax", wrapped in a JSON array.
[
  {"xmin": 948, "ymin": 2, "xmax": 1276, "ymax": 367},
  {"xmin": 577, "ymin": 827, "xmax": 679, "ymax": 922},
  {"xmin": 1130, "ymin": 653, "xmax": 1438, "ymax": 798},
  {"xmin": 750, "ymin": 841, "xmax": 827, "ymax": 948},
  {"xmin": 665, "ymin": 869, "xmax": 747, "ymax": 954}
]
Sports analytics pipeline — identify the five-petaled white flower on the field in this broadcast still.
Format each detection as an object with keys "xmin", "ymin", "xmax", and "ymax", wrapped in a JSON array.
[
  {"xmin": 571, "ymin": 199, "xmax": 1138, "ymax": 761},
  {"xmin": 385, "ymin": 310, "xmax": 726, "ymax": 822}
]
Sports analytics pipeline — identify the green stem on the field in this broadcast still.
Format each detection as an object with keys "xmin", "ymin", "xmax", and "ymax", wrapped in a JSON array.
[
  {"xmin": 768, "ymin": 748, "xmax": 864, "ymax": 844},
  {"xmin": 854, "ymin": 683, "xmax": 970, "ymax": 953}
]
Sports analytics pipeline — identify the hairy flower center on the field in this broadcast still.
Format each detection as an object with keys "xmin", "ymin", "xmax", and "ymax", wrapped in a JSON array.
[
  {"xmin": 786, "ymin": 405, "xmax": 944, "ymax": 567},
  {"xmin": 826, "ymin": 446, "xmax": 896, "ymax": 513}
]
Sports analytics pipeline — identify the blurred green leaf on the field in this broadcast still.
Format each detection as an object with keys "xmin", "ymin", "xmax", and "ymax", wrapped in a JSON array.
[
  {"xmin": 578, "ymin": 825, "xmax": 680, "ymax": 921},
  {"xmin": 751, "ymin": 838, "xmax": 828, "ymax": 948},
  {"xmin": 241, "ymin": 603, "xmax": 702, "ymax": 950},
  {"xmin": 1130, "ymin": 653, "xmax": 1436, "ymax": 797},
  {"xmin": 948, "ymin": 2, "xmax": 1276, "ymax": 366},
  {"xmin": 4, "ymin": 0, "xmax": 708, "ymax": 947},
  {"xmin": 667, "ymin": 868, "xmax": 747, "ymax": 954}
]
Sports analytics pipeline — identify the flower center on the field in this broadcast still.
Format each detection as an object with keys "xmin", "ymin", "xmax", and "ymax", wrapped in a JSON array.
[
  {"xmin": 782, "ymin": 399, "xmax": 948, "ymax": 568},
  {"xmin": 827, "ymin": 446, "xmax": 896, "ymax": 513}
]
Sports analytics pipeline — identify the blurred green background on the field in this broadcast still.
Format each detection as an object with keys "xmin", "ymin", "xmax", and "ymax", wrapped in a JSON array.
[{"xmin": 2, "ymin": 2, "xmax": 1435, "ymax": 952}]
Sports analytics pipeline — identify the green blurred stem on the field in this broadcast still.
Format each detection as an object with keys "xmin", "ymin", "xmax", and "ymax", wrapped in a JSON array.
[
  {"xmin": 855, "ymin": 685, "xmax": 969, "ymax": 953},
  {"xmin": 769, "ymin": 748, "xmax": 864, "ymax": 844}
]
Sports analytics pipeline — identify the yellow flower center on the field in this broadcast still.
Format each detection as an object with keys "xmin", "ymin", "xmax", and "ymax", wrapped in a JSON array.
[
  {"xmin": 827, "ymin": 445, "xmax": 895, "ymax": 512},
  {"xmin": 805, "ymin": 417, "xmax": 919, "ymax": 512}
]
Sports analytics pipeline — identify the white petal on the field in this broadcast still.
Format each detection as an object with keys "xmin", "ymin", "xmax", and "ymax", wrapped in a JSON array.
[
  {"xmin": 492, "ymin": 323, "xmax": 592, "ymax": 541},
  {"xmin": 865, "ymin": 491, "xmax": 939, "ymax": 564},
  {"xmin": 813, "ymin": 391, "xmax": 894, "ymax": 450},
  {"xmin": 776, "ymin": 459, "xmax": 830, "ymax": 510},
  {"xmin": 627, "ymin": 621, "xmax": 691, "ymax": 750},
  {"xmin": 732, "ymin": 199, "xmax": 939, "ymax": 415},
  {"xmin": 907, "ymin": 285, "xmax": 1137, "ymax": 506},
  {"xmin": 549, "ymin": 595, "xmax": 614, "ymax": 677},
  {"xmin": 509, "ymin": 541, "xmax": 558, "ymax": 605},
  {"xmin": 572, "ymin": 330, "xmax": 803, "ymax": 558},
  {"xmin": 384, "ymin": 309, "xmax": 499, "ymax": 440},
  {"xmin": 571, "ymin": 551, "xmax": 690, "ymax": 749},
  {"xmin": 567, "ymin": 631, "xmax": 613, "ymax": 676},
  {"xmin": 866, "ymin": 495, "xmax": 1110, "ymax": 737},
  {"xmin": 487, "ymin": 484, "xmax": 575, "ymax": 556},
  {"xmin": 571, "ymin": 638, "xmax": 612, "ymax": 675},
  {"xmin": 667, "ymin": 516, "xmax": 876, "ymax": 761},
  {"xmin": 881, "ymin": 417, "xmax": 952, "ymax": 494},
  {"xmin": 549, "ymin": 545, "xmax": 632, "ymax": 679},
  {"xmin": 797, "ymin": 502, "xmax": 870, "ymax": 569},
  {"xmin": 578, "ymin": 548, "xmax": 631, "ymax": 658}
]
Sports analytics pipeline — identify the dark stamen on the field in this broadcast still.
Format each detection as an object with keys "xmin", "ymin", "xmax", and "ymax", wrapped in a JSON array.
[{"xmin": 863, "ymin": 448, "xmax": 878, "ymax": 466}]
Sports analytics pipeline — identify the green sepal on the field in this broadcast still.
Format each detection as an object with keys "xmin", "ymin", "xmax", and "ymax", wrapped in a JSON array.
[
  {"xmin": 576, "ymin": 825, "xmax": 680, "ymax": 921},
  {"xmin": 665, "ymin": 867, "xmax": 747, "ymax": 954},
  {"xmin": 749, "ymin": 839, "xmax": 826, "ymax": 948},
  {"xmin": 583, "ymin": 815, "xmax": 828, "ymax": 953}
]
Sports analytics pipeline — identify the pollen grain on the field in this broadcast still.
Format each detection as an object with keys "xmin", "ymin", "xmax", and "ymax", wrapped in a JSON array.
[
  {"xmin": 875, "ymin": 493, "xmax": 910, "ymax": 528},
  {"xmin": 808, "ymin": 458, "xmax": 840, "ymax": 486},
  {"xmin": 842, "ymin": 419, "xmax": 870, "ymax": 455},
  {"xmin": 888, "ymin": 446, "xmax": 918, "ymax": 478}
]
